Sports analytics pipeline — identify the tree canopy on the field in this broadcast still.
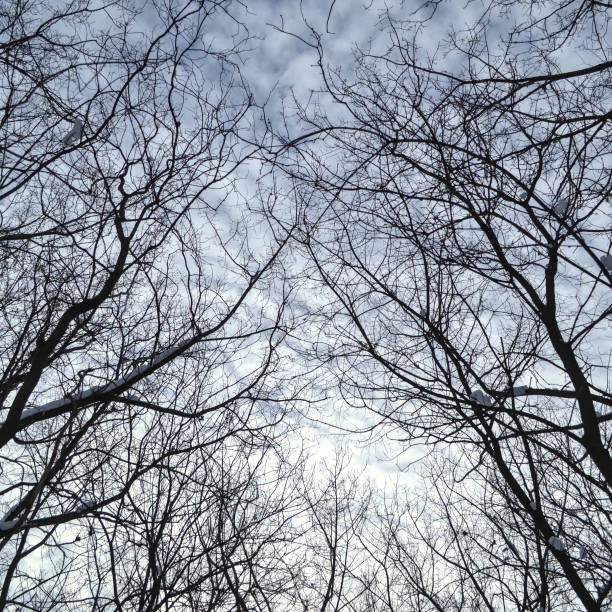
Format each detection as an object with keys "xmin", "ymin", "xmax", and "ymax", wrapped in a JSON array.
[{"xmin": 0, "ymin": 0, "xmax": 610, "ymax": 609}]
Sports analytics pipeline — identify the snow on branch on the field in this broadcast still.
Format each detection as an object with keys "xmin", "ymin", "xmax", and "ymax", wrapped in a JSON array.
[
  {"xmin": 61, "ymin": 119, "xmax": 83, "ymax": 145},
  {"xmin": 1, "ymin": 503, "xmax": 20, "ymax": 522},
  {"xmin": 548, "ymin": 536, "xmax": 566, "ymax": 552},
  {"xmin": 553, "ymin": 197, "xmax": 569, "ymax": 216},
  {"xmin": 148, "ymin": 339, "xmax": 191, "ymax": 366},
  {"xmin": 15, "ymin": 339, "xmax": 192, "ymax": 423},
  {"xmin": 0, "ymin": 520, "xmax": 18, "ymax": 532},
  {"xmin": 601, "ymin": 254, "xmax": 612, "ymax": 272},
  {"xmin": 76, "ymin": 499, "xmax": 96, "ymax": 512},
  {"xmin": 470, "ymin": 390, "xmax": 492, "ymax": 407}
]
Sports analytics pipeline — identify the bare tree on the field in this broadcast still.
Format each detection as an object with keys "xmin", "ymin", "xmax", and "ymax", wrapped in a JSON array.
[
  {"xmin": 3, "ymin": 0, "xmax": 611, "ymax": 608},
  {"xmin": 0, "ymin": 0, "xmax": 306, "ymax": 607},
  {"xmin": 270, "ymin": 0, "xmax": 612, "ymax": 609}
]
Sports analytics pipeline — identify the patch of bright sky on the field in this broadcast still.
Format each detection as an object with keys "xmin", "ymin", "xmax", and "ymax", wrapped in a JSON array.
[
  {"xmin": 230, "ymin": 2, "xmax": 610, "ymax": 482},
  {"xmin": 226, "ymin": 0, "xmax": 493, "ymax": 483}
]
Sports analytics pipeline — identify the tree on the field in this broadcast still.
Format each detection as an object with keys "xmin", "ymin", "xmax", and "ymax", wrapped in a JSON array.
[
  {"xmin": 0, "ymin": 0, "xmax": 302, "ymax": 607},
  {"xmin": 3, "ymin": 0, "xmax": 611, "ymax": 608},
  {"xmin": 270, "ymin": 0, "xmax": 612, "ymax": 609}
]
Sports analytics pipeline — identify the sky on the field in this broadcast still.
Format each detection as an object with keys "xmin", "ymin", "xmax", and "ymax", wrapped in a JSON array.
[
  {"xmin": 198, "ymin": 0, "xmax": 497, "ymax": 483},
  {"xmin": 218, "ymin": 0, "xmax": 612, "ymax": 485},
  {"xmin": 240, "ymin": 0, "xmax": 451, "ymax": 108},
  {"xmin": 13, "ymin": 0, "xmax": 608, "ymax": 499},
  {"xmin": 2, "ymin": 2, "xmax": 610, "ymax": 607},
  {"xmin": 237, "ymin": 0, "xmax": 519, "ymax": 99}
]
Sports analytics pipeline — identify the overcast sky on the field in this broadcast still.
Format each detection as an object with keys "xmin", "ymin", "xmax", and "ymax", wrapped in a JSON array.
[
  {"xmin": 231, "ymin": 1, "xmax": 476, "ymax": 112},
  {"xmin": 236, "ymin": 0, "xmax": 590, "ymax": 111}
]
